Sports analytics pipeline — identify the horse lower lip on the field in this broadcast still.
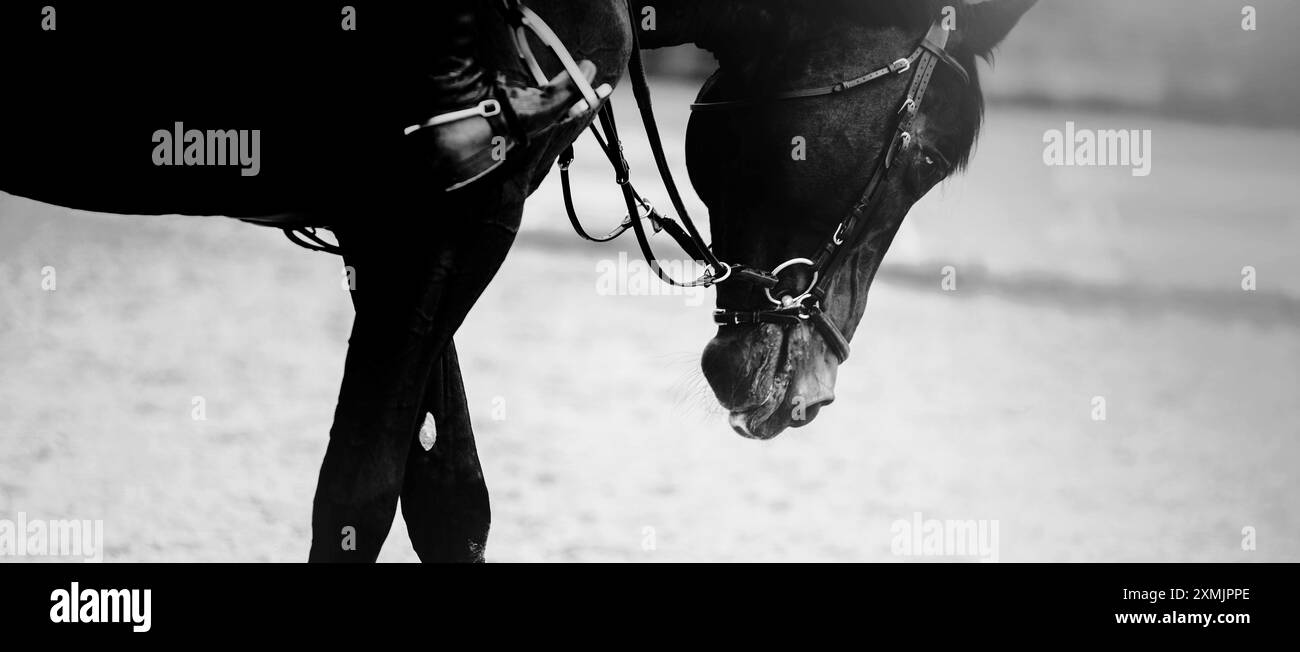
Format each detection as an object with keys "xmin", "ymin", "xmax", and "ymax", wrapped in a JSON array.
[
  {"xmin": 728, "ymin": 407, "xmax": 784, "ymax": 440},
  {"xmin": 728, "ymin": 412, "xmax": 756, "ymax": 438}
]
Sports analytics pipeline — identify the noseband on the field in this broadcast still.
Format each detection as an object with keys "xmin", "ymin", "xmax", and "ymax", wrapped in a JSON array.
[{"xmin": 554, "ymin": 4, "xmax": 969, "ymax": 364}]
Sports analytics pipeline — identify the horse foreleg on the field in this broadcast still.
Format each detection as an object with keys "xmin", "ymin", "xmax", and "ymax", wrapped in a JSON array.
[
  {"xmin": 400, "ymin": 340, "xmax": 490, "ymax": 562},
  {"xmin": 307, "ymin": 308, "xmax": 428, "ymax": 563},
  {"xmin": 308, "ymin": 235, "xmax": 449, "ymax": 562},
  {"xmin": 308, "ymin": 185, "xmax": 523, "ymax": 562}
]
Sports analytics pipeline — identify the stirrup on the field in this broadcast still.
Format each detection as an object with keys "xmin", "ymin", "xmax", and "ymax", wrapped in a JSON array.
[
  {"xmin": 403, "ymin": 99, "xmax": 503, "ymax": 137},
  {"xmin": 402, "ymin": 91, "xmax": 522, "ymax": 192}
]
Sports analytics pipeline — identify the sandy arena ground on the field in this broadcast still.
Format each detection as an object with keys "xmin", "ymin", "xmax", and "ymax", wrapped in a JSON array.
[{"xmin": 1, "ymin": 82, "xmax": 1297, "ymax": 562}]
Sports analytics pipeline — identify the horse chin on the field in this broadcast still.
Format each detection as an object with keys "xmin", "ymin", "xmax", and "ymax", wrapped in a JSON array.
[
  {"xmin": 703, "ymin": 323, "xmax": 839, "ymax": 441},
  {"xmin": 728, "ymin": 404, "xmax": 793, "ymax": 441}
]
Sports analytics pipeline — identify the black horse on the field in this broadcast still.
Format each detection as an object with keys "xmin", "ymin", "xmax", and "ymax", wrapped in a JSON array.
[
  {"xmin": 0, "ymin": 0, "xmax": 1033, "ymax": 561},
  {"xmin": 661, "ymin": 0, "xmax": 1036, "ymax": 438}
]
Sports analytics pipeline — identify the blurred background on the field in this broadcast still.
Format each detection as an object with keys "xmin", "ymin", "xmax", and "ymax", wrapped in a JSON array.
[{"xmin": 1, "ymin": 0, "xmax": 1297, "ymax": 562}]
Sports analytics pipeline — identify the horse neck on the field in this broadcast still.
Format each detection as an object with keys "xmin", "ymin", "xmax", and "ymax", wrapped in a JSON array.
[
  {"xmin": 631, "ymin": 0, "xmax": 730, "ymax": 51},
  {"xmin": 631, "ymin": 0, "xmax": 802, "ymax": 76}
]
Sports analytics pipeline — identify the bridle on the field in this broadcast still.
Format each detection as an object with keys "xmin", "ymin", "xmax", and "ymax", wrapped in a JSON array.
[
  {"xmin": 691, "ymin": 20, "xmax": 969, "ymax": 364},
  {"xmin": 551, "ymin": 4, "xmax": 971, "ymax": 365}
]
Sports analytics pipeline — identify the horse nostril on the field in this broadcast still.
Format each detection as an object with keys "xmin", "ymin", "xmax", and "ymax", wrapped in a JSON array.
[
  {"xmin": 793, "ymin": 395, "xmax": 834, "ymax": 427},
  {"xmin": 701, "ymin": 336, "xmax": 747, "ymax": 408}
]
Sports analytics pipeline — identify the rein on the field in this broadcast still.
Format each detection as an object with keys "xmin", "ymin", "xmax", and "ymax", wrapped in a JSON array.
[{"xmin": 559, "ymin": 5, "xmax": 968, "ymax": 364}]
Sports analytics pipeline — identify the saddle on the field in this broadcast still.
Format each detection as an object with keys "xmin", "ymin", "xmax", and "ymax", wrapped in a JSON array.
[{"xmin": 0, "ymin": 1, "xmax": 608, "ymax": 248}]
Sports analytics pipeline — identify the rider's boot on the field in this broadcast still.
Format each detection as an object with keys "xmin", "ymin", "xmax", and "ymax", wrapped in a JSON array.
[{"xmin": 407, "ymin": 0, "xmax": 602, "ymax": 192}]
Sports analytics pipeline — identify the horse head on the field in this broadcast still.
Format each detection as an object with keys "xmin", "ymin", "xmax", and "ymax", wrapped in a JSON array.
[{"xmin": 675, "ymin": 0, "xmax": 1036, "ymax": 438}]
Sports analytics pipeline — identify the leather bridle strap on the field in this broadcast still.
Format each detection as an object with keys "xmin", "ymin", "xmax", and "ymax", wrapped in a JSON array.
[
  {"xmin": 558, "ymin": 101, "xmax": 783, "ymax": 288},
  {"xmin": 712, "ymin": 20, "xmax": 964, "ymax": 364},
  {"xmin": 557, "ymin": 6, "xmax": 782, "ymax": 290},
  {"xmin": 813, "ymin": 21, "xmax": 952, "ymax": 294},
  {"xmin": 692, "ymin": 52, "xmax": 924, "ymax": 112},
  {"xmin": 560, "ymin": 117, "xmax": 689, "ymax": 249},
  {"xmin": 692, "ymin": 22, "xmax": 966, "ymax": 114}
]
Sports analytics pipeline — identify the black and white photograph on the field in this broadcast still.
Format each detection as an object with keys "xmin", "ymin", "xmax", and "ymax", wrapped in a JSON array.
[{"xmin": 0, "ymin": 0, "xmax": 1296, "ymax": 635}]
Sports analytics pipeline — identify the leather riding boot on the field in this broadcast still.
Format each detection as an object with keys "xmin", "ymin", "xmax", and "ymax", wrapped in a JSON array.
[{"xmin": 406, "ymin": 0, "xmax": 603, "ymax": 192}]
